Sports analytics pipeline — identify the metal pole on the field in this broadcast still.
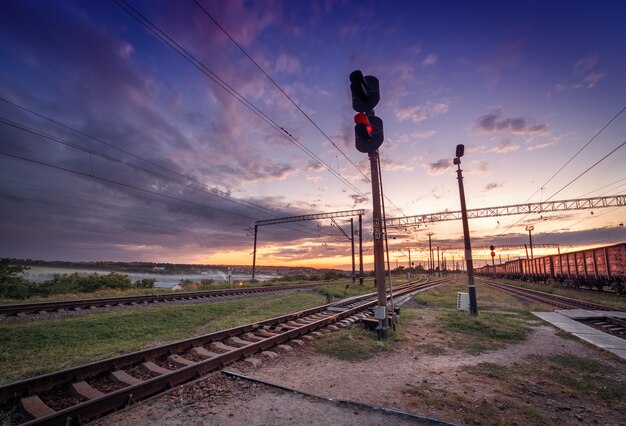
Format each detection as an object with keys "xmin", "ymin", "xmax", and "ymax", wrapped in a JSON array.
[
  {"xmin": 377, "ymin": 154, "xmax": 395, "ymax": 330},
  {"xmin": 252, "ymin": 225, "xmax": 258, "ymax": 281},
  {"xmin": 369, "ymin": 150, "xmax": 389, "ymax": 339},
  {"xmin": 437, "ymin": 246, "xmax": 440, "ymax": 276},
  {"xmin": 408, "ymin": 248, "xmax": 412, "ymax": 271},
  {"xmin": 359, "ymin": 214, "xmax": 364, "ymax": 285},
  {"xmin": 525, "ymin": 244, "xmax": 529, "ymax": 259},
  {"xmin": 456, "ymin": 160, "xmax": 478, "ymax": 315},
  {"xmin": 351, "ymin": 218, "xmax": 356, "ymax": 283},
  {"xmin": 428, "ymin": 233, "xmax": 433, "ymax": 273},
  {"xmin": 491, "ymin": 253, "xmax": 495, "ymax": 278}
]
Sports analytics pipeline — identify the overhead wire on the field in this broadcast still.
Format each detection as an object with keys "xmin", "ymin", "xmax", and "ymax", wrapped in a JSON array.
[
  {"xmin": 0, "ymin": 101, "xmax": 338, "ymax": 238},
  {"xmin": 190, "ymin": 0, "xmax": 408, "ymax": 218},
  {"xmin": 493, "ymin": 107, "xmax": 626, "ymax": 244},
  {"xmin": 545, "ymin": 139, "xmax": 626, "ymax": 201},
  {"xmin": 523, "ymin": 105, "xmax": 626, "ymax": 203},
  {"xmin": 113, "ymin": 0, "xmax": 369, "ymax": 202}
]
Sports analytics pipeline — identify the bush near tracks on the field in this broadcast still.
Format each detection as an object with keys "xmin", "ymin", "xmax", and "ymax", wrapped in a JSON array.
[{"xmin": 0, "ymin": 259, "xmax": 159, "ymax": 300}]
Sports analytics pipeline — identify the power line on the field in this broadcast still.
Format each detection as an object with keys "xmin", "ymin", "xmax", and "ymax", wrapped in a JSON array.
[
  {"xmin": 0, "ymin": 113, "xmax": 284, "ymax": 219},
  {"xmin": 190, "ymin": 0, "xmax": 407, "ymax": 217},
  {"xmin": 1, "ymin": 103, "xmax": 358, "ymax": 242},
  {"xmin": 190, "ymin": 0, "xmax": 368, "ymax": 184},
  {"xmin": 0, "ymin": 150, "xmax": 257, "ymax": 220},
  {"xmin": 546, "ymin": 140, "xmax": 626, "ymax": 201},
  {"xmin": 524, "ymin": 105, "xmax": 626, "ymax": 203},
  {"xmin": 0, "ymin": 144, "xmax": 338, "ymax": 240},
  {"xmin": 113, "ymin": 0, "xmax": 369, "ymax": 202}
]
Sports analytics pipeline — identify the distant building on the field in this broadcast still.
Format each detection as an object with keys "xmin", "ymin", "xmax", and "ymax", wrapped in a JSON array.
[{"xmin": 152, "ymin": 266, "xmax": 166, "ymax": 271}]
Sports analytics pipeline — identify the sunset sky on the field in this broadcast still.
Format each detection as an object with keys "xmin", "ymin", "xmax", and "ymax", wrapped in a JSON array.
[{"xmin": 1, "ymin": 0, "xmax": 625, "ymax": 270}]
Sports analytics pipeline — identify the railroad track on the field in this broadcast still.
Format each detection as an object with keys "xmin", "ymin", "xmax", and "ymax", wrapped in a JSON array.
[
  {"xmin": 477, "ymin": 277, "xmax": 626, "ymax": 312},
  {"xmin": 0, "ymin": 281, "xmax": 350, "ymax": 319},
  {"xmin": 0, "ymin": 277, "xmax": 448, "ymax": 425}
]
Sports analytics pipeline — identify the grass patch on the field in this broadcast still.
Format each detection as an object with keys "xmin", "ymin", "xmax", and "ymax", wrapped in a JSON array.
[
  {"xmin": 465, "ymin": 354, "xmax": 626, "ymax": 406},
  {"xmin": 405, "ymin": 384, "xmax": 534, "ymax": 425},
  {"xmin": 412, "ymin": 276, "xmax": 551, "ymax": 312},
  {"xmin": 313, "ymin": 284, "xmax": 373, "ymax": 300},
  {"xmin": 555, "ymin": 330, "xmax": 579, "ymax": 340},
  {"xmin": 0, "ymin": 292, "xmax": 325, "ymax": 383},
  {"xmin": 314, "ymin": 326, "xmax": 399, "ymax": 361},
  {"xmin": 414, "ymin": 343, "xmax": 447, "ymax": 355},
  {"xmin": 439, "ymin": 310, "xmax": 530, "ymax": 354}
]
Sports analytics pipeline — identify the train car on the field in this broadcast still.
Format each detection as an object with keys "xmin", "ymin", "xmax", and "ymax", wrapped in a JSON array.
[
  {"xmin": 474, "ymin": 242, "xmax": 625, "ymax": 294},
  {"xmin": 521, "ymin": 256, "xmax": 553, "ymax": 282},
  {"xmin": 551, "ymin": 243, "xmax": 625, "ymax": 293}
]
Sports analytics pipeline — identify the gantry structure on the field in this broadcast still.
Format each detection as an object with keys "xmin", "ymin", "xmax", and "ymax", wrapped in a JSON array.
[
  {"xmin": 386, "ymin": 194, "xmax": 625, "ymax": 226},
  {"xmin": 252, "ymin": 209, "xmax": 365, "ymax": 280}
]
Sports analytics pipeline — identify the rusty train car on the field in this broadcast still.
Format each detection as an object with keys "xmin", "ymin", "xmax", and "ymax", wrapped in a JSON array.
[{"xmin": 474, "ymin": 242, "xmax": 626, "ymax": 294}]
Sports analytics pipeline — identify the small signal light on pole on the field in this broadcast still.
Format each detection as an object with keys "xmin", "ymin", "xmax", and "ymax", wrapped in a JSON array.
[{"xmin": 491, "ymin": 251, "xmax": 495, "ymax": 257}]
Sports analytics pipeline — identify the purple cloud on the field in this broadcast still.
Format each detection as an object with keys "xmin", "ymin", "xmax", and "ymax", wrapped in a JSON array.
[{"xmin": 476, "ymin": 112, "xmax": 547, "ymax": 135}]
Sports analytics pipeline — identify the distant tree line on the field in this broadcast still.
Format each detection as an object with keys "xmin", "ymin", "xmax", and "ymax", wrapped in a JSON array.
[{"xmin": 0, "ymin": 259, "xmax": 155, "ymax": 299}]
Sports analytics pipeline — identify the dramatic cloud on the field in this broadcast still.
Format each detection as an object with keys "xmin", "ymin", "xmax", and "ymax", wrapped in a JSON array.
[
  {"xmin": 350, "ymin": 194, "xmax": 368, "ymax": 206},
  {"xmin": 574, "ymin": 71, "xmax": 607, "ymax": 89},
  {"xmin": 411, "ymin": 130, "xmax": 436, "ymax": 139},
  {"xmin": 425, "ymin": 159, "xmax": 452, "ymax": 175},
  {"xmin": 488, "ymin": 139, "xmax": 519, "ymax": 153},
  {"xmin": 484, "ymin": 182, "xmax": 500, "ymax": 191},
  {"xmin": 394, "ymin": 101, "xmax": 451, "ymax": 123},
  {"xmin": 551, "ymin": 53, "xmax": 607, "ymax": 93},
  {"xmin": 476, "ymin": 112, "xmax": 547, "ymax": 135}
]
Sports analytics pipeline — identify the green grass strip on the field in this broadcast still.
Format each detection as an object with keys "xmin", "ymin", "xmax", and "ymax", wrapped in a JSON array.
[{"xmin": 0, "ymin": 292, "xmax": 324, "ymax": 383}]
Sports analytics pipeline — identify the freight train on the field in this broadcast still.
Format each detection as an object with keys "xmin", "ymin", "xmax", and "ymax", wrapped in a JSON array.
[{"xmin": 474, "ymin": 242, "xmax": 626, "ymax": 294}]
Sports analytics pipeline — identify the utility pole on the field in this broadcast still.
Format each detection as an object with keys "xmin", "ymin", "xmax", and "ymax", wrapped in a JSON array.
[
  {"xmin": 252, "ymin": 225, "xmax": 258, "ymax": 281},
  {"xmin": 427, "ymin": 232, "xmax": 434, "ymax": 274},
  {"xmin": 351, "ymin": 218, "xmax": 356, "ymax": 283},
  {"xmin": 526, "ymin": 225, "xmax": 534, "ymax": 277},
  {"xmin": 454, "ymin": 144, "xmax": 478, "ymax": 315},
  {"xmin": 436, "ymin": 246, "xmax": 440, "ymax": 276},
  {"xmin": 359, "ymin": 214, "xmax": 364, "ymax": 285},
  {"xmin": 408, "ymin": 248, "xmax": 412, "ymax": 270},
  {"xmin": 526, "ymin": 225, "xmax": 534, "ymax": 259}
]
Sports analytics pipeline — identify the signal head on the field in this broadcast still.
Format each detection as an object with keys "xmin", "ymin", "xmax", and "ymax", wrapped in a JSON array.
[
  {"xmin": 455, "ymin": 144, "xmax": 465, "ymax": 158},
  {"xmin": 350, "ymin": 70, "xmax": 380, "ymax": 113}
]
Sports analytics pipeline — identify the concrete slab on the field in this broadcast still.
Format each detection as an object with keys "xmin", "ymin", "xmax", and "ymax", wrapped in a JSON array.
[
  {"xmin": 532, "ymin": 311, "xmax": 626, "ymax": 361},
  {"xmin": 572, "ymin": 332, "xmax": 625, "ymax": 349},
  {"xmin": 556, "ymin": 309, "xmax": 599, "ymax": 319}
]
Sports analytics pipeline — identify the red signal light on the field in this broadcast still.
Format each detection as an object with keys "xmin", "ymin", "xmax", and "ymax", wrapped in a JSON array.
[
  {"xmin": 354, "ymin": 113, "xmax": 373, "ymax": 133},
  {"xmin": 491, "ymin": 251, "xmax": 495, "ymax": 257}
]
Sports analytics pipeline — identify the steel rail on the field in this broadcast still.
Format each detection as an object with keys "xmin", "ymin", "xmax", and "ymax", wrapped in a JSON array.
[
  {"xmin": 3, "ymin": 277, "xmax": 448, "ymax": 425},
  {"xmin": 0, "ymin": 282, "xmax": 342, "ymax": 317},
  {"xmin": 477, "ymin": 278, "xmax": 626, "ymax": 312}
]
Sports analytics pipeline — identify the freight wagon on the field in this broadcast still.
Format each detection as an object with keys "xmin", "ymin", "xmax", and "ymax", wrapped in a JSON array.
[{"xmin": 475, "ymin": 242, "xmax": 626, "ymax": 294}]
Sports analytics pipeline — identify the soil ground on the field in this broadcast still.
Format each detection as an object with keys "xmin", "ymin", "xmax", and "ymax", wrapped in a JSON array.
[{"xmin": 94, "ymin": 301, "xmax": 626, "ymax": 426}]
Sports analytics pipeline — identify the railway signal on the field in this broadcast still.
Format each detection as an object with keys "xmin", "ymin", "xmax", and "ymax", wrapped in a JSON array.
[
  {"xmin": 454, "ymin": 144, "xmax": 478, "ymax": 315},
  {"xmin": 349, "ymin": 69, "xmax": 388, "ymax": 338},
  {"xmin": 350, "ymin": 70, "xmax": 384, "ymax": 153}
]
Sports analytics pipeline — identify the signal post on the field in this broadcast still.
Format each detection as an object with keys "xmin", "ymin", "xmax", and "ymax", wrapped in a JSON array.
[{"xmin": 349, "ymin": 70, "xmax": 389, "ymax": 338}]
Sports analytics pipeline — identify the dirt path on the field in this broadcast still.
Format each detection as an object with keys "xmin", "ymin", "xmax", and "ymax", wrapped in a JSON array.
[{"xmin": 95, "ymin": 307, "xmax": 626, "ymax": 425}]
